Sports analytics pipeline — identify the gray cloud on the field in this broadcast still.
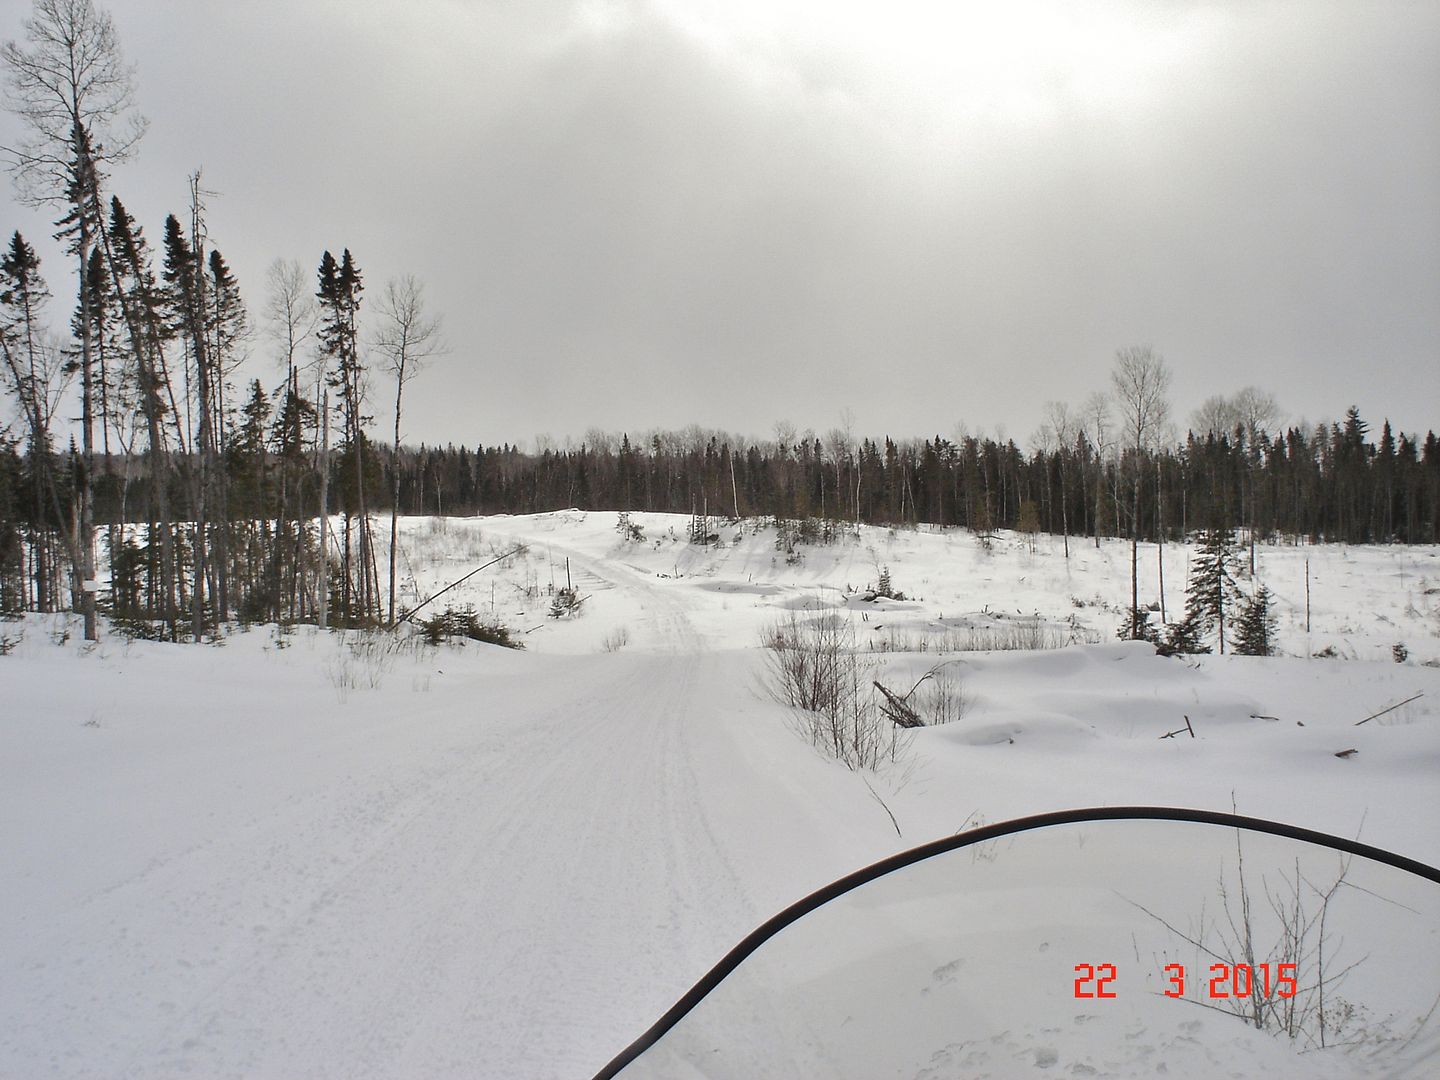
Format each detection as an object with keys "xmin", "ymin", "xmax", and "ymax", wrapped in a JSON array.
[{"xmin": 2, "ymin": 0, "xmax": 1436, "ymax": 448}]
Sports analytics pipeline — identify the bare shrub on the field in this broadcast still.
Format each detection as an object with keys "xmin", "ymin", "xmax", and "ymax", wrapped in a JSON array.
[
  {"xmin": 875, "ymin": 663, "xmax": 969, "ymax": 727},
  {"xmin": 323, "ymin": 644, "xmax": 366, "ymax": 702},
  {"xmin": 867, "ymin": 620, "xmax": 1097, "ymax": 654},
  {"xmin": 762, "ymin": 611, "xmax": 907, "ymax": 770},
  {"xmin": 918, "ymin": 663, "xmax": 968, "ymax": 725},
  {"xmin": 867, "ymin": 630, "xmax": 929, "ymax": 653},
  {"xmin": 1130, "ymin": 830, "xmax": 1400, "ymax": 1051},
  {"xmin": 323, "ymin": 630, "xmax": 433, "ymax": 701},
  {"xmin": 601, "ymin": 626, "xmax": 630, "ymax": 652}
]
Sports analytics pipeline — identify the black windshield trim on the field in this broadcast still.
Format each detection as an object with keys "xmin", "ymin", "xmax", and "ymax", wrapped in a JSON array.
[{"xmin": 590, "ymin": 804, "xmax": 1440, "ymax": 1079}]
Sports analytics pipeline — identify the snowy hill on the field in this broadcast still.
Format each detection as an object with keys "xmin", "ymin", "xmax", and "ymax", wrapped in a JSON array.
[
  {"xmin": 3, "ymin": 512, "xmax": 1438, "ymax": 1078},
  {"xmin": 394, "ymin": 510, "xmax": 1440, "ymax": 663}
]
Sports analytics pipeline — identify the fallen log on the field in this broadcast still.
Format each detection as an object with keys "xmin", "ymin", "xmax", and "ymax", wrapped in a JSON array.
[{"xmin": 874, "ymin": 680, "xmax": 925, "ymax": 729}]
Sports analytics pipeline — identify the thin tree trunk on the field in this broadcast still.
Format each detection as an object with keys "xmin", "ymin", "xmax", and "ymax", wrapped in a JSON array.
[
  {"xmin": 1156, "ymin": 458, "xmax": 1166, "ymax": 624},
  {"xmin": 389, "ymin": 370, "xmax": 405, "ymax": 626},
  {"xmin": 730, "ymin": 447, "xmax": 740, "ymax": 519},
  {"xmin": 76, "ymin": 219, "xmax": 98, "ymax": 641},
  {"xmin": 1130, "ymin": 471, "xmax": 1141, "ymax": 638},
  {"xmin": 1059, "ymin": 458, "xmax": 1070, "ymax": 559},
  {"xmin": 1094, "ymin": 457, "xmax": 1103, "ymax": 548},
  {"xmin": 318, "ymin": 389, "xmax": 329, "ymax": 629}
]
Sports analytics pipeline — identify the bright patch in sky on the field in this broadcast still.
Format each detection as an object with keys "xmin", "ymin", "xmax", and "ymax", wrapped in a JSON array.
[{"xmin": 651, "ymin": 0, "xmax": 1215, "ymax": 130}]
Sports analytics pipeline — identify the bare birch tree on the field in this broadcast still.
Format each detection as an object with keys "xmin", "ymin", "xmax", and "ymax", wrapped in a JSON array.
[
  {"xmin": 1082, "ymin": 391, "xmax": 1110, "ymax": 549},
  {"xmin": 264, "ymin": 258, "xmax": 318, "ymax": 617},
  {"xmin": 1042, "ymin": 400, "xmax": 1076, "ymax": 559},
  {"xmin": 371, "ymin": 274, "xmax": 443, "ymax": 625},
  {"xmin": 1111, "ymin": 345, "xmax": 1172, "ymax": 639}
]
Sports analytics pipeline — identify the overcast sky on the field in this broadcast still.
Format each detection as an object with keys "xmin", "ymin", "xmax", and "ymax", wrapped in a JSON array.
[{"xmin": 2, "ymin": 0, "xmax": 1437, "ymax": 451}]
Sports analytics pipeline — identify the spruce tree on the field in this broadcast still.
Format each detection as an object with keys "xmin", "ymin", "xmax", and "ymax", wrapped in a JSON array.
[
  {"xmin": 228, "ymin": 379, "xmax": 271, "ymax": 518},
  {"xmin": 207, "ymin": 249, "xmax": 247, "ymax": 428},
  {"xmin": 1182, "ymin": 526, "xmax": 1242, "ymax": 653},
  {"xmin": 1163, "ymin": 609, "xmax": 1209, "ymax": 655},
  {"xmin": 203, "ymin": 246, "xmax": 246, "ymax": 620},
  {"xmin": 317, "ymin": 249, "xmax": 375, "ymax": 624},
  {"xmin": 1115, "ymin": 606, "xmax": 1177, "ymax": 651},
  {"xmin": 0, "ymin": 232, "xmax": 51, "ymax": 441},
  {"xmin": 269, "ymin": 376, "xmax": 317, "ymax": 621},
  {"xmin": 1233, "ymin": 584, "xmax": 1278, "ymax": 657},
  {"xmin": 162, "ymin": 213, "xmax": 214, "ymax": 634},
  {"xmin": 0, "ymin": 232, "xmax": 65, "ymax": 612}
]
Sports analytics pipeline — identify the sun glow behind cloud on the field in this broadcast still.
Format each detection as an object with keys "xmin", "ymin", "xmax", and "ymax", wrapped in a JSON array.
[{"xmin": 649, "ymin": 0, "xmax": 1218, "ymax": 139}]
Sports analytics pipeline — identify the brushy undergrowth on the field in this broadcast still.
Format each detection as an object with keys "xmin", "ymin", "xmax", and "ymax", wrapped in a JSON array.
[
  {"xmin": 761, "ymin": 610, "xmax": 909, "ymax": 771},
  {"xmin": 418, "ymin": 606, "xmax": 523, "ymax": 649}
]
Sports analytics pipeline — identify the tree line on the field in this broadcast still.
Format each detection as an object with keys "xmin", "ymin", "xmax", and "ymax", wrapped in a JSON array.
[
  {"xmin": 365, "ymin": 402, "xmax": 1436, "ymax": 547},
  {"xmin": 1, "ymin": 0, "xmax": 438, "ymax": 637},
  {"xmin": 4, "ymin": 384, "xmax": 1432, "ymax": 618}
]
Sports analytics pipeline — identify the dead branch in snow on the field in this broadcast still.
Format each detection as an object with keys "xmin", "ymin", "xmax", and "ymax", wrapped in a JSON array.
[{"xmin": 1354, "ymin": 692, "xmax": 1423, "ymax": 726}]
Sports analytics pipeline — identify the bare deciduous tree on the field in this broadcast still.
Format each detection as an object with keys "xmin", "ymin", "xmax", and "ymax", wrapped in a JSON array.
[
  {"xmin": 1192, "ymin": 386, "xmax": 1281, "ymax": 445},
  {"xmin": 1191, "ymin": 386, "xmax": 1282, "ymax": 573},
  {"xmin": 264, "ymin": 258, "xmax": 320, "ymax": 617},
  {"xmin": 1, "ymin": 0, "xmax": 145, "ymax": 197},
  {"xmin": 823, "ymin": 414, "xmax": 853, "ymax": 526},
  {"xmin": 3, "ymin": 0, "xmax": 147, "ymax": 640},
  {"xmin": 372, "ymin": 274, "xmax": 444, "ymax": 625},
  {"xmin": 1191, "ymin": 393, "xmax": 1240, "ymax": 439},
  {"xmin": 1232, "ymin": 386, "xmax": 1280, "ymax": 446},
  {"xmin": 1082, "ymin": 391, "xmax": 1111, "ymax": 549},
  {"xmin": 264, "ymin": 259, "xmax": 317, "ymax": 386},
  {"xmin": 1111, "ymin": 345, "xmax": 1172, "ymax": 639},
  {"xmin": 1042, "ymin": 400, "xmax": 1076, "ymax": 558}
]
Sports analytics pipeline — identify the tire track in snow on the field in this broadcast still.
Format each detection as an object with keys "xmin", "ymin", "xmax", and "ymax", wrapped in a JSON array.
[
  {"xmin": 7, "ymin": 531, "xmax": 773, "ymax": 1080},
  {"xmin": 104, "ymin": 565, "xmax": 756, "ymax": 1077}
]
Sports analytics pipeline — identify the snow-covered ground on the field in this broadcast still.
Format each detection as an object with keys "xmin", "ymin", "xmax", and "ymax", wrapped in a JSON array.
[{"xmin": 3, "ymin": 511, "xmax": 1438, "ymax": 1078}]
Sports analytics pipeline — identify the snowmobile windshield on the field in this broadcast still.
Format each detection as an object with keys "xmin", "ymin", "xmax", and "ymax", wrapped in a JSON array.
[{"xmin": 595, "ymin": 808, "xmax": 1440, "ymax": 1080}]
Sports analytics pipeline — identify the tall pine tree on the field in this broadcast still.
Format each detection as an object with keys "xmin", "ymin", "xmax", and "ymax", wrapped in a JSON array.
[{"xmin": 317, "ymin": 249, "xmax": 376, "ymax": 624}]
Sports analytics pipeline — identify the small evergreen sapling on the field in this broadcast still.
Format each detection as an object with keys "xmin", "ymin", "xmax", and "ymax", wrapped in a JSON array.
[
  {"xmin": 1163, "ymin": 609, "xmax": 1210, "ymax": 655},
  {"xmin": 1183, "ymin": 527, "xmax": 1243, "ymax": 654},
  {"xmin": 548, "ymin": 587, "xmax": 581, "ymax": 618},
  {"xmin": 615, "ymin": 511, "xmax": 644, "ymax": 544},
  {"xmin": 1118, "ymin": 608, "xmax": 1167, "ymax": 649},
  {"xmin": 875, "ymin": 566, "xmax": 905, "ymax": 600},
  {"xmin": 1233, "ymin": 585, "xmax": 1278, "ymax": 657},
  {"xmin": 419, "ymin": 605, "xmax": 521, "ymax": 648}
]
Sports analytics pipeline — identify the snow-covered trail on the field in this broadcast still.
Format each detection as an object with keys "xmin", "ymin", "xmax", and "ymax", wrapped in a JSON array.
[
  {"xmin": 6, "ymin": 643, "xmax": 734, "ymax": 1077},
  {"xmin": 2, "ymin": 521, "xmax": 910, "ymax": 1077}
]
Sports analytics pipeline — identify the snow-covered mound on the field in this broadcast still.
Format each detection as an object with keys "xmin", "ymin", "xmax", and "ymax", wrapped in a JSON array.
[{"xmin": 394, "ymin": 509, "xmax": 1440, "ymax": 665}]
